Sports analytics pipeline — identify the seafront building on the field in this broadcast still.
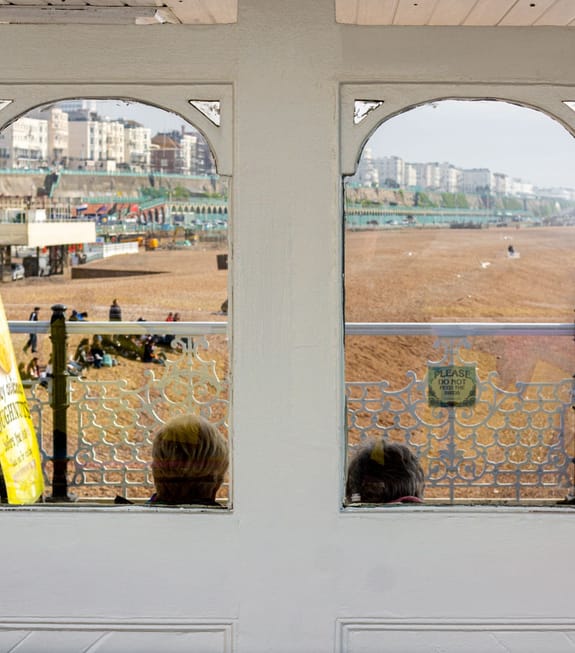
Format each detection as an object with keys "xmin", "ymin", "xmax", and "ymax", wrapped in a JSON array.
[
  {"xmin": 0, "ymin": 115, "xmax": 48, "ymax": 169},
  {"xmin": 0, "ymin": 104, "xmax": 210, "ymax": 175},
  {"xmin": 349, "ymin": 151, "xmax": 568, "ymax": 198}
]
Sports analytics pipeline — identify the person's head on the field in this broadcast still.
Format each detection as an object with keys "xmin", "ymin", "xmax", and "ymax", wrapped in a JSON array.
[
  {"xmin": 34, "ymin": 306, "xmax": 40, "ymax": 312},
  {"xmin": 345, "ymin": 439, "xmax": 424, "ymax": 504},
  {"xmin": 151, "ymin": 414, "xmax": 229, "ymax": 505}
]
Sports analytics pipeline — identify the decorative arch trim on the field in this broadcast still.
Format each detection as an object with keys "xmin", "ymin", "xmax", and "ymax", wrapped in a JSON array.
[
  {"xmin": 0, "ymin": 84, "xmax": 233, "ymax": 176},
  {"xmin": 340, "ymin": 83, "xmax": 575, "ymax": 176}
]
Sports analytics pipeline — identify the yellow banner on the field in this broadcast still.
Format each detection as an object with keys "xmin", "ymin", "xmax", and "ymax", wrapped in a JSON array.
[{"xmin": 0, "ymin": 295, "xmax": 44, "ymax": 504}]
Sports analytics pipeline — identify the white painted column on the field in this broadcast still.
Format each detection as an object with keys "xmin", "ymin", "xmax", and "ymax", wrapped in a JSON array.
[{"xmin": 232, "ymin": 0, "xmax": 344, "ymax": 649}]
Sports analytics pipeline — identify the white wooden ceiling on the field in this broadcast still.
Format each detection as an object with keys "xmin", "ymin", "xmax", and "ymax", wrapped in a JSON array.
[
  {"xmin": 0, "ymin": 0, "xmax": 574, "ymax": 26},
  {"xmin": 0, "ymin": 0, "xmax": 237, "ymax": 24},
  {"xmin": 336, "ymin": 0, "xmax": 575, "ymax": 26}
]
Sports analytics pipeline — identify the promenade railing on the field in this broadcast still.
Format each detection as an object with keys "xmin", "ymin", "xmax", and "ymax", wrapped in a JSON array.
[
  {"xmin": 10, "ymin": 307, "xmax": 228, "ymax": 503},
  {"xmin": 346, "ymin": 322, "xmax": 575, "ymax": 504},
  {"xmin": 8, "ymin": 313, "xmax": 575, "ymax": 505}
]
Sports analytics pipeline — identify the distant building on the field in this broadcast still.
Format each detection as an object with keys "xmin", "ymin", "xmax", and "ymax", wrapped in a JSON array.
[
  {"xmin": 58, "ymin": 99, "xmax": 98, "ymax": 114},
  {"xmin": 68, "ymin": 118, "xmax": 106, "ymax": 170},
  {"xmin": 374, "ymin": 156, "xmax": 404, "ymax": 187},
  {"xmin": 403, "ymin": 162, "xmax": 417, "ymax": 188},
  {"xmin": 439, "ymin": 163, "xmax": 460, "ymax": 193},
  {"xmin": 493, "ymin": 172, "xmax": 510, "ymax": 195},
  {"xmin": 535, "ymin": 186, "xmax": 575, "ymax": 200},
  {"xmin": 68, "ymin": 116, "xmax": 126, "ymax": 171},
  {"xmin": 26, "ymin": 107, "xmax": 69, "ymax": 168},
  {"xmin": 351, "ymin": 146, "xmax": 378, "ymax": 186},
  {"xmin": 411, "ymin": 161, "xmax": 441, "ymax": 190},
  {"xmin": 195, "ymin": 136, "xmax": 216, "ymax": 175},
  {"xmin": 0, "ymin": 104, "xmax": 217, "ymax": 177},
  {"xmin": 124, "ymin": 121, "xmax": 152, "ymax": 172},
  {"xmin": 103, "ymin": 120, "xmax": 125, "ymax": 167},
  {"xmin": 0, "ymin": 116, "xmax": 47, "ymax": 169},
  {"xmin": 151, "ymin": 134, "xmax": 180, "ymax": 174},
  {"xmin": 461, "ymin": 168, "xmax": 493, "ymax": 193},
  {"xmin": 351, "ymin": 148, "xmax": 564, "ymax": 199},
  {"xmin": 46, "ymin": 108, "xmax": 69, "ymax": 168},
  {"xmin": 508, "ymin": 177, "xmax": 534, "ymax": 197}
]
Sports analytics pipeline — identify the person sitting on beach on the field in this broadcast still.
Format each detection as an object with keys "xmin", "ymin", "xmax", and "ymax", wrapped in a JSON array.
[
  {"xmin": 26, "ymin": 356, "xmax": 41, "ymax": 379},
  {"xmin": 345, "ymin": 439, "xmax": 424, "ymax": 505},
  {"xmin": 142, "ymin": 335, "xmax": 165, "ymax": 364},
  {"xmin": 150, "ymin": 414, "xmax": 229, "ymax": 506},
  {"xmin": 90, "ymin": 339, "xmax": 105, "ymax": 369},
  {"xmin": 70, "ymin": 309, "xmax": 88, "ymax": 321},
  {"xmin": 39, "ymin": 359, "xmax": 52, "ymax": 388},
  {"xmin": 67, "ymin": 357, "xmax": 84, "ymax": 377}
]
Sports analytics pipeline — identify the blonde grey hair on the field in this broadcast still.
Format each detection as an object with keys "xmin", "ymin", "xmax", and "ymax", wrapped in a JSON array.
[{"xmin": 151, "ymin": 414, "xmax": 229, "ymax": 505}]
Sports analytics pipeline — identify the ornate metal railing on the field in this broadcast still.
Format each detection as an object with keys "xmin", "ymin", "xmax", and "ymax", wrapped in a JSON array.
[
  {"xmin": 346, "ymin": 322, "xmax": 575, "ymax": 504},
  {"xmin": 10, "ymin": 308, "xmax": 228, "ymax": 502},
  {"xmin": 10, "ymin": 315, "xmax": 575, "ymax": 504}
]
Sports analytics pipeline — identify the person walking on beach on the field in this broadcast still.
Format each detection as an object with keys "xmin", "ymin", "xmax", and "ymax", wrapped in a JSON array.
[
  {"xmin": 23, "ymin": 306, "xmax": 40, "ymax": 353},
  {"xmin": 109, "ymin": 299, "xmax": 122, "ymax": 321}
]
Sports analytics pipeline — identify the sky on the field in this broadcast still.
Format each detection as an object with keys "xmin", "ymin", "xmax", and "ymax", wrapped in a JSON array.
[
  {"xmin": 365, "ymin": 100, "xmax": 575, "ymax": 189},
  {"xmin": 94, "ymin": 99, "xmax": 188, "ymax": 134}
]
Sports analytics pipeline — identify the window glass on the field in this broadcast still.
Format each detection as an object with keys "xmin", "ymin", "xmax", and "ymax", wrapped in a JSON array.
[
  {"xmin": 344, "ymin": 100, "xmax": 575, "ymax": 507},
  {"xmin": 0, "ymin": 99, "xmax": 230, "ymax": 507}
]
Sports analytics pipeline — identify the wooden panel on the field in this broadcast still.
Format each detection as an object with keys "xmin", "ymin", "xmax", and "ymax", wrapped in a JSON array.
[
  {"xmin": 166, "ymin": 0, "xmax": 237, "ymax": 23},
  {"xmin": 337, "ymin": 0, "xmax": 575, "ymax": 25},
  {"xmin": 535, "ymin": 0, "xmax": 575, "ymax": 25},
  {"xmin": 335, "ymin": 0, "xmax": 359, "ymax": 23},
  {"xmin": 0, "ymin": 6, "xmax": 167, "ymax": 24},
  {"xmin": 394, "ymin": 0, "xmax": 437, "ymax": 25},
  {"xmin": 0, "ymin": 0, "xmax": 138, "ymax": 5},
  {"xmin": 0, "ymin": 0, "xmax": 236, "ymax": 20},
  {"xmin": 500, "ymin": 0, "xmax": 556, "ymax": 25},
  {"xmin": 429, "ymin": 0, "xmax": 478, "ymax": 25},
  {"xmin": 463, "ymin": 0, "xmax": 516, "ymax": 25},
  {"xmin": 202, "ymin": 0, "xmax": 237, "ymax": 23},
  {"xmin": 357, "ymin": 0, "xmax": 397, "ymax": 25}
]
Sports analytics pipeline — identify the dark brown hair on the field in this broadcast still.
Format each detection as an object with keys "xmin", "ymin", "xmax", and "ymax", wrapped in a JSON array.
[{"xmin": 346, "ymin": 439, "xmax": 424, "ymax": 504}]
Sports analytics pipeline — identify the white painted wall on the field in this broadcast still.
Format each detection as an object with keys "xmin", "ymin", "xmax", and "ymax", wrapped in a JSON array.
[{"xmin": 0, "ymin": 1, "xmax": 575, "ymax": 651}]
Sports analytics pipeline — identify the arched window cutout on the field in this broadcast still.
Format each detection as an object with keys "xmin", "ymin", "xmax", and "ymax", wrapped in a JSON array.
[
  {"xmin": 354, "ymin": 100, "xmax": 384, "ymax": 125},
  {"xmin": 343, "ymin": 98, "xmax": 575, "ymax": 508},
  {"xmin": 189, "ymin": 101, "xmax": 221, "ymax": 127},
  {"xmin": 0, "ymin": 98, "xmax": 230, "ymax": 508}
]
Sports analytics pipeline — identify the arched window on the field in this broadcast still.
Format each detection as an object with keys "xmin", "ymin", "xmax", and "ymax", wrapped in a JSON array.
[
  {"xmin": 343, "ymin": 97, "xmax": 575, "ymax": 507},
  {"xmin": 0, "ymin": 97, "xmax": 231, "ymax": 508}
]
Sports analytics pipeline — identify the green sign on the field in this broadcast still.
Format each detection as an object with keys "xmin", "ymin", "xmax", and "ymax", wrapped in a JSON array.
[{"xmin": 428, "ymin": 365, "xmax": 477, "ymax": 408}]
